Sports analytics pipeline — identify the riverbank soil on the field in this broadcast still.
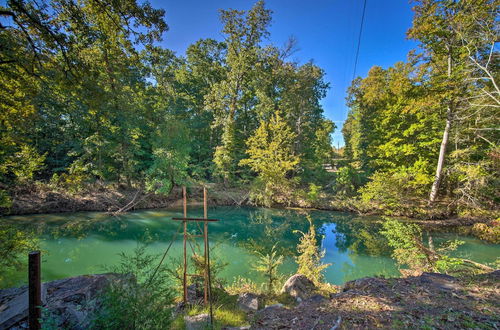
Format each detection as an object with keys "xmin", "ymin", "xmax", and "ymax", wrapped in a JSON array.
[
  {"xmin": 0, "ymin": 184, "xmax": 251, "ymax": 216},
  {"xmin": 253, "ymin": 271, "xmax": 500, "ymax": 329}
]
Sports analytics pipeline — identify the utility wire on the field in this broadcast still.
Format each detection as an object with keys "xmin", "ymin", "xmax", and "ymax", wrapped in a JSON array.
[{"xmin": 352, "ymin": 0, "xmax": 368, "ymax": 81}]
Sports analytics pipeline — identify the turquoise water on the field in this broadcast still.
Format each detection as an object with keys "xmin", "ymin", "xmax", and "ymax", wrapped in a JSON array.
[{"xmin": 2, "ymin": 206, "xmax": 499, "ymax": 288}]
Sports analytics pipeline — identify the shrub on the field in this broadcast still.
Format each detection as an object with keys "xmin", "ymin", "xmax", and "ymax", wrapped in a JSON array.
[
  {"xmin": 381, "ymin": 218, "xmax": 466, "ymax": 275},
  {"xmin": 0, "ymin": 225, "xmax": 38, "ymax": 287},
  {"xmin": 0, "ymin": 189, "xmax": 11, "ymax": 208},
  {"xmin": 333, "ymin": 165, "xmax": 362, "ymax": 196},
  {"xmin": 89, "ymin": 244, "xmax": 175, "ymax": 329},
  {"xmin": 294, "ymin": 216, "xmax": 330, "ymax": 286},
  {"xmin": 471, "ymin": 220, "xmax": 500, "ymax": 243},
  {"xmin": 306, "ymin": 183, "xmax": 321, "ymax": 203},
  {"xmin": 359, "ymin": 163, "xmax": 433, "ymax": 214},
  {"xmin": 252, "ymin": 244, "xmax": 284, "ymax": 295},
  {"xmin": 7, "ymin": 145, "xmax": 46, "ymax": 183}
]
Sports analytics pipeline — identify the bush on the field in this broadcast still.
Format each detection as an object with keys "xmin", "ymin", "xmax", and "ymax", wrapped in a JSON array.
[
  {"xmin": 7, "ymin": 145, "xmax": 46, "ymax": 183},
  {"xmin": 381, "ymin": 218, "xmax": 466, "ymax": 275},
  {"xmin": 333, "ymin": 165, "xmax": 362, "ymax": 196},
  {"xmin": 359, "ymin": 163, "xmax": 433, "ymax": 214},
  {"xmin": 471, "ymin": 220, "xmax": 500, "ymax": 243},
  {"xmin": 252, "ymin": 244, "xmax": 284, "ymax": 295},
  {"xmin": 89, "ymin": 244, "xmax": 175, "ymax": 329},
  {"xmin": 0, "ymin": 225, "xmax": 38, "ymax": 287},
  {"xmin": 0, "ymin": 189, "xmax": 12, "ymax": 208},
  {"xmin": 306, "ymin": 183, "xmax": 321, "ymax": 203},
  {"xmin": 294, "ymin": 216, "xmax": 330, "ymax": 286}
]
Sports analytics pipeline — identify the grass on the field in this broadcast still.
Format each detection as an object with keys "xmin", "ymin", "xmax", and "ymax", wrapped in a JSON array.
[{"xmin": 171, "ymin": 290, "xmax": 248, "ymax": 329}]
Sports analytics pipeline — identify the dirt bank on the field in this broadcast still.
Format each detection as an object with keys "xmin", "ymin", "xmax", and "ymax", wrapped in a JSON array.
[
  {"xmin": 1, "ymin": 185, "xmax": 496, "ymax": 233},
  {"xmin": 254, "ymin": 271, "xmax": 500, "ymax": 329}
]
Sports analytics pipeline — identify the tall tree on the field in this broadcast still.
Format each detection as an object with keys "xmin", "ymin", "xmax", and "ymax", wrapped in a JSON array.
[{"xmin": 408, "ymin": 0, "xmax": 498, "ymax": 203}]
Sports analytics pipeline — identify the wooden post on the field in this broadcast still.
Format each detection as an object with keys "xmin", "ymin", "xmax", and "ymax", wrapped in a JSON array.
[
  {"xmin": 28, "ymin": 251, "xmax": 41, "ymax": 330},
  {"xmin": 182, "ymin": 186, "xmax": 188, "ymax": 303},
  {"xmin": 203, "ymin": 187, "xmax": 208, "ymax": 305}
]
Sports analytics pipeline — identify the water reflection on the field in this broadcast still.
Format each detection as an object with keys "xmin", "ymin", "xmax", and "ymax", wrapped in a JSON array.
[{"xmin": 2, "ymin": 206, "xmax": 499, "ymax": 288}]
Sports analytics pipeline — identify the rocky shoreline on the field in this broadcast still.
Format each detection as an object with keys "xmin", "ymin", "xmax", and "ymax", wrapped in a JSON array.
[{"xmin": 1, "ymin": 271, "xmax": 498, "ymax": 329}]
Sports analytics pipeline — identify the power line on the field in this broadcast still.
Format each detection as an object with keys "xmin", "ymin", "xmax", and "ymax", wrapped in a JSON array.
[{"xmin": 352, "ymin": 0, "xmax": 367, "ymax": 81}]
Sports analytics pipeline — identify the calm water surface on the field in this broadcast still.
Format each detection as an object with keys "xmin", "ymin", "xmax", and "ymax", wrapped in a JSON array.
[{"xmin": 2, "ymin": 206, "xmax": 499, "ymax": 288}]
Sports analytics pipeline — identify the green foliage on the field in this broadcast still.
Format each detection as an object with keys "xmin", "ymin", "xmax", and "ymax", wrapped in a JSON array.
[
  {"xmin": 0, "ymin": 190, "xmax": 12, "ymax": 208},
  {"xmin": 381, "ymin": 218, "xmax": 467, "ymax": 274},
  {"xmin": 252, "ymin": 244, "xmax": 284, "ymax": 295},
  {"xmin": 294, "ymin": 216, "xmax": 330, "ymax": 286},
  {"xmin": 146, "ymin": 120, "xmax": 191, "ymax": 195},
  {"xmin": 381, "ymin": 218, "xmax": 430, "ymax": 271},
  {"xmin": 0, "ymin": 226, "xmax": 38, "ymax": 287},
  {"xmin": 359, "ymin": 164, "xmax": 433, "ymax": 214},
  {"xmin": 306, "ymin": 183, "xmax": 321, "ymax": 203},
  {"xmin": 333, "ymin": 166, "xmax": 362, "ymax": 197},
  {"xmin": 0, "ymin": 0, "xmax": 334, "ymax": 198},
  {"xmin": 7, "ymin": 145, "xmax": 46, "ymax": 183},
  {"xmin": 240, "ymin": 111, "xmax": 300, "ymax": 206},
  {"xmin": 90, "ymin": 244, "xmax": 174, "ymax": 329}
]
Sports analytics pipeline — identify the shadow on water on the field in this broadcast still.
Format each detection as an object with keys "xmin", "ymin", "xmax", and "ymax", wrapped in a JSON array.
[{"xmin": 2, "ymin": 206, "xmax": 499, "ymax": 288}]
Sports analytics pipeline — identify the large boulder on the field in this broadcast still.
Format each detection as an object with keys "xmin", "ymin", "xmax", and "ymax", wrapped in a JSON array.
[
  {"xmin": 0, "ymin": 273, "xmax": 126, "ymax": 330},
  {"xmin": 281, "ymin": 274, "xmax": 316, "ymax": 301},
  {"xmin": 237, "ymin": 292, "xmax": 259, "ymax": 312}
]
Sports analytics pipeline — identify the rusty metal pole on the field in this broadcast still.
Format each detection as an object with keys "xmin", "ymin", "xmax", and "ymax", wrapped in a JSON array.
[
  {"xmin": 28, "ymin": 251, "xmax": 41, "ymax": 330},
  {"xmin": 182, "ymin": 186, "xmax": 188, "ymax": 303},
  {"xmin": 203, "ymin": 187, "xmax": 208, "ymax": 305}
]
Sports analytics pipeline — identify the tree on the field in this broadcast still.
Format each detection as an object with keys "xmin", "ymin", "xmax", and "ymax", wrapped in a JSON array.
[
  {"xmin": 294, "ymin": 216, "xmax": 330, "ymax": 286},
  {"xmin": 408, "ymin": 0, "xmax": 498, "ymax": 203},
  {"xmin": 240, "ymin": 110, "xmax": 299, "ymax": 206},
  {"xmin": 206, "ymin": 0, "xmax": 272, "ymax": 182}
]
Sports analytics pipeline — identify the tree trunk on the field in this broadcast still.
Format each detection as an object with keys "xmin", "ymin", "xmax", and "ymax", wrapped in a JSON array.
[
  {"xmin": 429, "ymin": 49, "xmax": 453, "ymax": 204},
  {"xmin": 429, "ymin": 108, "xmax": 452, "ymax": 203}
]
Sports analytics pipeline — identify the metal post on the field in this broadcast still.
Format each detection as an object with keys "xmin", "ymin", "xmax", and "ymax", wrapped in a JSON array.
[
  {"xmin": 182, "ymin": 186, "xmax": 188, "ymax": 303},
  {"xmin": 206, "ymin": 226, "xmax": 214, "ymax": 326},
  {"xmin": 203, "ymin": 187, "xmax": 208, "ymax": 305},
  {"xmin": 28, "ymin": 251, "xmax": 41, "ymax": 330}
]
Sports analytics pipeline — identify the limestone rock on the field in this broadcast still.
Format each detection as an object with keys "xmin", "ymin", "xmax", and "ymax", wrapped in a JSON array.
[
  {"xmin": 237, "ymin": 292, "xmax": 259, "ymax": 312},
  {"xmin": 281, "ymin": 274, "xmax": 316, "ymax": 301},
  {"xmin": 184, "ymin": 313, "xmax": 211, "ymax": 330},
  {"xmin": 0, "ymin": 273, "xmax": 125, "ymax": 330}
]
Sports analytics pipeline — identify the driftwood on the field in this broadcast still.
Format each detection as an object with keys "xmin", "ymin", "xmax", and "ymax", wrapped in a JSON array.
[
  {"xmin": 415, "ymin": 238, "xmax": 494, "ymax": 272},
  {"xmin": 109, "ymin": 190, "xmax": 150, "ymax": 215}
]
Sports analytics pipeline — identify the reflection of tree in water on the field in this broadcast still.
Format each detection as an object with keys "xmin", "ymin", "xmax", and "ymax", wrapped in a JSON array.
[
  {"xmin": 339, "ymin": 255, "xmax": 397, "ymax": 283},
  {"xmin": 332, "ymin": 216, "xmax": 392, "ymax": 257},
  {"xmin": 238, "ymin": 208, "xmax": 312, "ymax": 257}
]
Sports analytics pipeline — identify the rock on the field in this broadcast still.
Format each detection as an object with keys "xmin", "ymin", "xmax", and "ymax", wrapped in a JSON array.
[
  {"xmin": 237, "ymin": 292, "xmax": 259, "ymax": 312},
  {"xmin": 225, "ymin": 326, "xmax": 250, "ymax": 330},
  {"xmin": 306, "ymin": 294, "xmax": 327, "ymax": 304},
  {"xmin": 184, "ymin": 313, "xmax": 210, "ymax": 330},
  {"xmin": 0, "ymin": 273, "xmax": 126, "ymax": 330},
  {"xmin": 281, "ymin": 274, "xmax": 316, "ymax": 301},
  {"xmin": 0, "ymin": 286, "xmax": 29, "ymax": 330},
  {"xmin": 258, "ymin": 303, "xmax": 284, "ymax": 314}
]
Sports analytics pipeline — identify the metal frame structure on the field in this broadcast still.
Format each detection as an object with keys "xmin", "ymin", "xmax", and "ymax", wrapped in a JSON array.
[{"xmin": 172, "ymin": 186, "xmax": 217, "ymax": 323}]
